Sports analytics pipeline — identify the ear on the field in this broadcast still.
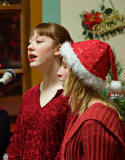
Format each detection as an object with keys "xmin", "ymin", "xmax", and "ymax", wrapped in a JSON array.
[{"xmin": 54, "ymin": 44, "xmax": 62, "ymax": 56}]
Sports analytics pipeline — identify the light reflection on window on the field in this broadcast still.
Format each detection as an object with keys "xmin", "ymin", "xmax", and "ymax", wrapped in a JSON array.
[{"xmin": 0, "ymin": 11, "xmax": 22, "ymax": 69}]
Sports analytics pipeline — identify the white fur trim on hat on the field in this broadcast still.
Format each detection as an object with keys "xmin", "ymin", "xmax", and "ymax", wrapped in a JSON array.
[
  {"xmin": 109, "ymin": 80, "xmax": 122, "ymax": 92},
  {"xmin": 60, "ymin": 42, "xmax": 106, "ymax": 91}
]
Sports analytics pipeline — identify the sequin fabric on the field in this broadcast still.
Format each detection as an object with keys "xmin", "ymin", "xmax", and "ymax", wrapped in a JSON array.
[{"xmin": 71, "ymin": 39, "xmax": 116, "ymax": 81}]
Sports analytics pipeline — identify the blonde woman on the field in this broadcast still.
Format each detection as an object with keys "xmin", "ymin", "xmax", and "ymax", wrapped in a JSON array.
[{"xmin": 57, "ymin": 39, "xmax": 125, "ymax": 160}]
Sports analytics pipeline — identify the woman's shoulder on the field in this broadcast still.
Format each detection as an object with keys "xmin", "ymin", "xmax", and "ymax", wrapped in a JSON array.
[
  {"xmin": 23, "ymin": 83, "xmax": 40, "ymax": 97},
  {"xmin": 48, "ymin": 89, "xmax": 69, "ymax": 106},
  {"xmin": 54, "ymin": 89, "xmax": 68, "ymax": 100},
  {"xmin": 53, "ymin": 89, "xmax": 70, "ymax": 108},
  {"xmin": 83, "ymin": 103, "xmax": 122, "ymax": 126},
  {"xmin": 78, "ymin": 102, "xmax": 124, "ymax": 133},
  {"xmin": 88, "ymin": 102, "xmax": 118, "ymax": 116},
  {"xmin": 82, "ymin": 103, "xmax": 125, "ymax": 140}
]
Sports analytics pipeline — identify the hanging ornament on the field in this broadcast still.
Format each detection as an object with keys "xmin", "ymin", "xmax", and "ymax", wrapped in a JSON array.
[{"xmin": 80, "ymin": 0, "xmax": 125, "ymax": 39}]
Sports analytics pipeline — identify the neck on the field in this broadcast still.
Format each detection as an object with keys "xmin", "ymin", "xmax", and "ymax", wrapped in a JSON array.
[
  {"xmin": 41, "ymin": 75, "xmax": 62, "ymax": 89},
  {"xmin": 40, "ymin": 60, "xmax": 62, "ymax": 90},
  {"xmin": 88, "ymin": 97, "xmax": 102, "ymax": 108}
]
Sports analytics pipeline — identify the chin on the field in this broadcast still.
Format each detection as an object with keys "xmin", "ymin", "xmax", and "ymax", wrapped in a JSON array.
[
  {"xmin": 62, "ymin": 84, "xmax": 66, "ymax": 89},
  {"xmin": 30, "ymin": 63, "xmax": 35, "ymax": 68},
  {"xmin": 30, "ymin": 63, "xmax": 39, "ymax": 69}
]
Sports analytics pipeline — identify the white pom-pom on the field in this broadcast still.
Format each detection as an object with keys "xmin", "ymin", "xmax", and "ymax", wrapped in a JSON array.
[{"xmin": 109, "ymin": 80, "xmax": 122, "ymax": 92}]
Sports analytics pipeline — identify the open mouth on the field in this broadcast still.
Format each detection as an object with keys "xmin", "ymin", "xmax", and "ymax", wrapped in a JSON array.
[
  {"xmin": 29, "ymin": 54, "xmax": 37, "ymax": 59},
  {"xmin": 29, "ymin": 54, "xmax": 37, "ymax": 62}
]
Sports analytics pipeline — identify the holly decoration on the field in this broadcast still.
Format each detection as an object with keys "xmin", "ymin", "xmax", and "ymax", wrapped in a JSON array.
[{"xmin": 113, "ymin": 96, "xmax": 125, "ymax": 124}]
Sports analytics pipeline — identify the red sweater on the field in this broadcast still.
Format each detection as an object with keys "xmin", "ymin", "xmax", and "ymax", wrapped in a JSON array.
[
  {"xmin": 61, "ymin": 103, "xmax": 125, "ymax": 160},
  {"xmin": 8, "ymin": 84, "xmax": 71, "ymax": 160}
]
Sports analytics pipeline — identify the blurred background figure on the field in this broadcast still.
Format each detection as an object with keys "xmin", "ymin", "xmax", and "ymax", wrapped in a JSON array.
[{"xmin": 0, "ymin": 107, "xmax": 10, "ymax": 160}]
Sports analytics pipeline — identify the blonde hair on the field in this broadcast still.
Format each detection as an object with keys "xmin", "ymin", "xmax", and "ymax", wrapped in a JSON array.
[{"xmin": 64, "ymin": 68, "xmax": 121, "ymax": 117}]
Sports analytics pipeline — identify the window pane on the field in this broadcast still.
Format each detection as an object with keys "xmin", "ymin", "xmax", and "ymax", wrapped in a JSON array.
[
  {"xmin": 0, "ymin": 0, "xmax": 22, "ymax": 5},
  {"xmin": 0, "ymin": 11, "xmax": 22, "ymax": 69}
]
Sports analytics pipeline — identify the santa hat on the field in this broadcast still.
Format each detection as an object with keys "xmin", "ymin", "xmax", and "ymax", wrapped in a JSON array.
[{"xmin": 60, "ymin": 39, "xmax": 122, "ymax": 92}]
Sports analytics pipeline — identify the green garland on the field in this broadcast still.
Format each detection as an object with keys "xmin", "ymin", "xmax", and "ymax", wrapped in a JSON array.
[
  {"xmin": 106, "ymin": 48, "xmax": 125, "ymax": 86},
  {"xmin": 112, "ymin": 96, "xmax": 125, "ymax": 123}
]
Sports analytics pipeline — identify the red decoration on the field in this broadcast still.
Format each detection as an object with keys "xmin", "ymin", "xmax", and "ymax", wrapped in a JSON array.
[{"xmin": 83, "ymin": 11, "xmax": 103, "ymax": 30}]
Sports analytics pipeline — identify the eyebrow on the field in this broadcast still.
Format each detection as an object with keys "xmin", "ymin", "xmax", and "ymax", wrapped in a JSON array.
[
  {"xmin": 62, "ymin": 60, "xmax": 65, "ymax": 64},
  {"xmin": 62, "ymin": 60, "xmax": 68, "ymax": 66},
  {"xmin": 29, "ymin": 35, "xmax": 41, "ymax": 41}
]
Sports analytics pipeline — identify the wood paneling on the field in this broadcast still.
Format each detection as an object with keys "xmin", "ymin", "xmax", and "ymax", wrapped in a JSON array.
[
  {"xmin": 21, "ymin": 0, "xmax": 31, "ymax": 93},
  {"xmin": 29, "ymin": 0, "xmax": 43, "ymax": 87}
]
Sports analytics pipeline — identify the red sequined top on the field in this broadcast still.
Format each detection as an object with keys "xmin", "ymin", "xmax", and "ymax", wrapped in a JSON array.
[{"xmin": 8, "ymin": 84, "xmax": 71, "ymax": 160}]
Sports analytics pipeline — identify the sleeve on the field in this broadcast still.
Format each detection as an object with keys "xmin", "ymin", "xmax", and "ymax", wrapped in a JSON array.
[
  {"xmin": 82, "ymin": 120, "xmax": 120, "ymax": 160},
  {"xmin": 55, "ymin": 105, "xmax": 72, "ymax": 160},
  {"xmin": 0, "ymin": 109, "xmax": 10, "ymax": 160},
  {"xmin": 8, "ymin": 101, "xmax": 24, "ymax": 160}
]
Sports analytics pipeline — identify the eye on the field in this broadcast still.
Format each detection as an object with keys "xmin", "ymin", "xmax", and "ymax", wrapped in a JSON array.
[
  {"xmin": 28, "ymin": 42, "xmax": 31, "ymax": 45},
  {"xmin": 64, "ymin": 65, "xmax": 68, "ymax": 69},
  {"xmin": 28, "ymin": 39, "xmax": 32, "ymax": 45},
  {"xmin": 62, "ymin": 60, "xmax": 68, "ymax": 69},
  {"xmin": 63, "ymin": 63, "xmax": 68, "ymax": 69},
  {"xmin": 36, "ymin": 40, "xmax": 42, "ymax": 44}
]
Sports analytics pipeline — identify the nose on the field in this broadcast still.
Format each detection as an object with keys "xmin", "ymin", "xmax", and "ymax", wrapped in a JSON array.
[
  {"xmin": 28, "ymin": 42, "xmax": 34, "ymax": 52},
  {"xmin": 57, "ymin": 68, "xmax": 62, "ymax": 78}
]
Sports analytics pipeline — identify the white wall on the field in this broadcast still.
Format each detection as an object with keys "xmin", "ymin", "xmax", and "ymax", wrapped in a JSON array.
[{"xmin": 60, "ymin": 0, "xmax": 125, "ymax": 80}]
